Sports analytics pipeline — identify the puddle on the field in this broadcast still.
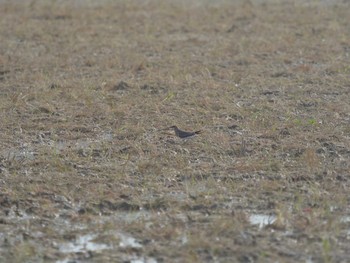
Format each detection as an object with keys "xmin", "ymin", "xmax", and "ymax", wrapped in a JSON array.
[
  {"xmin": 123, "ymin": 254, "xmax": 158, "ymax": 263},
  {"xmin": 56, "ymin": 231, "xmax": 156, "ymax": 263},
  {"xmin": 58, "ymin": 234, "xmax": 111, "ymax": 253},
  {"xmin": 249, "ymin": 214, "xmax": 276, "ymax": 229},
  {"xmin": 119, "ymin": 233, "xmax": 143, "ymax": 248},
  {"xmin": 118, "ymin": 233, "xmax": 158, "ymax": 262}
]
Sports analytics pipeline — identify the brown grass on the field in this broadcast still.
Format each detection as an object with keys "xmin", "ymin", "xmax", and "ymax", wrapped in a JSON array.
[{"xmin": 0, "ymin": 0, "xmax": 350, "ymax": 262}]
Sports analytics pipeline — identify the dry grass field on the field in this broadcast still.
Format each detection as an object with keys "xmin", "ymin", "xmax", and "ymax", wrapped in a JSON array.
[{"xmin": 0, "ymin": 0, "xmax": 350, "ymax": 262}]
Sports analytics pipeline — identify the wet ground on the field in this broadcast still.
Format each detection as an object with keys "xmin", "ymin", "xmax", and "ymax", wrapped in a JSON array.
[{"xmin": 1, "ymin": 0, "xmax": 350, "ymax": 262}]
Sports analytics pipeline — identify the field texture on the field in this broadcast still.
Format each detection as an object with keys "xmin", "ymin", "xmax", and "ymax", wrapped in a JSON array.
[{"xmin": 0, "ymin": 0, "xmax": 350, "ymax": 262}]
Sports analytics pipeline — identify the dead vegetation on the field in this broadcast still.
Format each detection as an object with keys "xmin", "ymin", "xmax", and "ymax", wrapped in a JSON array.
[{"xmin": 0, "ymin": 0, "xmax": 350, "ymax": 262}]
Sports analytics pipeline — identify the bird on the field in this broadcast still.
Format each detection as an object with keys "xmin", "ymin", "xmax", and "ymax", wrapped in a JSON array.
[{"xmin": 167, "ymin": 125, "xmax": 202, "ymax": 138}]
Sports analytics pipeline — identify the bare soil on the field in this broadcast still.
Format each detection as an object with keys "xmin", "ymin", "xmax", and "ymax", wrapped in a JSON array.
[{"xmin": 0, "ymin": 0, "xmax": 350, "ymax": 262}]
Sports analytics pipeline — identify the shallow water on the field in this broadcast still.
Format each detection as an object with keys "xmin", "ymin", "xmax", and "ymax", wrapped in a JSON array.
[{"xmin": 249, "ymin": 214, "xmax": 276, "ymax": 229}]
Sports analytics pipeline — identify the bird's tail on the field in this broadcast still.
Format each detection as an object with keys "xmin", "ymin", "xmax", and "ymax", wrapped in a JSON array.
[{"xmin": 194, "ymin": 130, "xmax": 202, "ymax": 135}]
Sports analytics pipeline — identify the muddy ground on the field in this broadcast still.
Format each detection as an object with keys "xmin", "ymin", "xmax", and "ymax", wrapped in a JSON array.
[{"xmin": 0, "ymin": 0, "xmax": 350, "ymax": 262}]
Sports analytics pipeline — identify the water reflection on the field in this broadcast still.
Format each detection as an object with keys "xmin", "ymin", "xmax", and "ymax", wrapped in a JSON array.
[
  {"xmin": 58, "ymin": 234, "xmax": 110, "ymax": 253},
  {"xmin": 249, "ymin": 214, "xmax": 276, "ymax": 229}
]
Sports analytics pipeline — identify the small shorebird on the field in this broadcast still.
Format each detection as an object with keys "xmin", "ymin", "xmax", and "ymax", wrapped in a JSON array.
[{"xmin": 167, "ymin": 125, "xmax": 202, "ymax": 138}]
